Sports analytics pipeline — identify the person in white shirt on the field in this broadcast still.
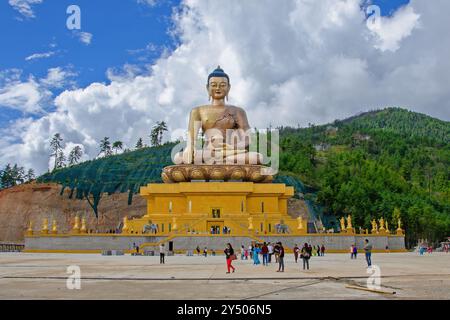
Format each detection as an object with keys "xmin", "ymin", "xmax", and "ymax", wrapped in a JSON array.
[
  {"xmin": 268, "ymin": 243, "xmax": 274, "ymax": 263},
  {"xmin": 159, "ymin": 243, "xmax": 166, "ymax": 264}
]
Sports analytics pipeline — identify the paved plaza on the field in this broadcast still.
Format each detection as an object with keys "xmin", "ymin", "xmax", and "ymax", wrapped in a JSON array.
[{"xmin": 0, "ymin": 252, "xmax": 449, "ymax": 299}]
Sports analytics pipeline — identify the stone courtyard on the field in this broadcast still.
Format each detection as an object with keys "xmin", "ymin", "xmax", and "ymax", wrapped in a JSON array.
[{"xmin": 0, "ymin": 252, "xmax": 449, "ymax": 299}]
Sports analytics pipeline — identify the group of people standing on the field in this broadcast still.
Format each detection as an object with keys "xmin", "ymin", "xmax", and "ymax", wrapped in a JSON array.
[{"xmin": 293, "ymin": 243, "xmax": 319, "ymax": 270}]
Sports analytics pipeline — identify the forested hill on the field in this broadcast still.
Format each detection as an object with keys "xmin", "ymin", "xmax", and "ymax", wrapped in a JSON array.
[
  {"xmin": 37, "ymin": 108, "xmax": 449, "ymax": 246},
  {"xmin": 279, "ymin": 107, "xmax": 449, "ymax": 246}
]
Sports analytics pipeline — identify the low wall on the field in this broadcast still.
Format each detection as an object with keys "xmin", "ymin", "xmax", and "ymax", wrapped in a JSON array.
[{"xmin": 24, "ymin": 234, "xmax": 405, "ymax": 253}]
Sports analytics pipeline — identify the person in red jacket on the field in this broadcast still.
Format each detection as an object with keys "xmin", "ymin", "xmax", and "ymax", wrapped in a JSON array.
[
  {"xmin": 261, "ymin": 242, "xmax": 269, "ymax": 266},
  {"xmin": 224, "ymin": 243, "xmax": 236, "ymax": 274}
]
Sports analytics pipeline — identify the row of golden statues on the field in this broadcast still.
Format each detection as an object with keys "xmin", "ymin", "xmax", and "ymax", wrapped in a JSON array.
[
  {"xmin": 26, "ymin": 216, "xmax": 88, "ymax": 235},
  {"xmin": 339, "ymin": 215, "xmax": 404, "ymax": 235}
]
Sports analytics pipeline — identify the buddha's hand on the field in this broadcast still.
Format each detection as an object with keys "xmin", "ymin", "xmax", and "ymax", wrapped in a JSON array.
[{"xmin": 182, "ymin": 146, "xmax": 194, "ymax": 164}]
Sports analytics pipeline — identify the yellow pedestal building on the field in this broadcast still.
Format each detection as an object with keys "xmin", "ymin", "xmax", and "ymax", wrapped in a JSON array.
[{"xmin": 125, "ymin": 181, "xmax": 303, "ymax": 236}]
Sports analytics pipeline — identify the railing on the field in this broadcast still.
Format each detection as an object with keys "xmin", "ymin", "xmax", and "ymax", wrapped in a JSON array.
[{"xmin": 0, "ymin": 243, "xmax": 25, "ymax": 252}]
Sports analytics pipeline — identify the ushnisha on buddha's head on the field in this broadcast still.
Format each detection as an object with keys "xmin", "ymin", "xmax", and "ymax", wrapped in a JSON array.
[{"xmin": 207, "ymin": 66, "xmax": 230, "ymax": 102}]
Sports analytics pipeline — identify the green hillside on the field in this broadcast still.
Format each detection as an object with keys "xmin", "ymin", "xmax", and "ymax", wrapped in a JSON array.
[{"xmin": 38, "ymin": 108, "xmax": 450, "ymax": 246}]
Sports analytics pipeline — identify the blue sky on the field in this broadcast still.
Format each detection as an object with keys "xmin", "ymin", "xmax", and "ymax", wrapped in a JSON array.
[{"xmin": 0, "ymin": 0, "xmax": 179, "ymax": 127}]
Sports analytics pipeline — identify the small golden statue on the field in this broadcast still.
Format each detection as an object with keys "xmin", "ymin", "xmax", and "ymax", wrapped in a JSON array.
[
  {"xmin": 385, "ymin": 220, "xmax": 390, "ymax": 233},
  {"xmin": 80, "ymin": 217, "xmax": 87, "ymax": 234},
  {"xmin": 297, "ymin": 216, "xmax": 305, "ymax": 233},
  {"xmin": 51, "ymin": 219, "xmax": 57, "ymax": 234},
  {"xmin": 371, "ymin": 219, "xmax": 378, "ymax": 233},
  {"xmin": 248, "ymin": 216, "xmax": 254, "ymax": 230},
  {"xmin": 340, "ymin": 217, "xmax": 346, "ymax": 232},
  {"xmin": 122, "ymin": 216, "xmax": 129, "ymax": 234},
  {"xmin": 346, "ymin": 215, "xmax": 353, "ymax": 229},
  {"xmin": 26, "ymin": 220, "xmax": 33, "ymax": 236},
  {"xmin": 379, "ymin": 217, "xmax": 385, "ymax": 231},
  {"xmin": 41, "ymin": 218, "xmax": 49, "ymax": 234},
  {"xmin": 72, "ymin": 215, "xmax": 80, "ymax": 234},
  {"xmin": 396, "ymin": 218, "xmax": 403, "ymax": 235},
  {"xmin": 172, "ymin": 217, "xmax": 178, "ymax": 231}
]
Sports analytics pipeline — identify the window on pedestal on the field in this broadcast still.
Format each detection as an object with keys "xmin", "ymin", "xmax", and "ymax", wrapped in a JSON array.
[
  {"xmin": 261, "ymin": 202, "xmax": 265, "ymax": 213},
  {"xmin": 260, "ymin": 223, "xmax": 263, "ymax": 232},
  {"xmin": 162, "ymin": 224, "xmax": 164, "ymax": 233},
  {"xmin": 169, "ymin": 224, "xmax": 172, "ymax": 232},
  {"xmin": 269, "ymin": 224, "xmax": 271, "ymax": 233}
]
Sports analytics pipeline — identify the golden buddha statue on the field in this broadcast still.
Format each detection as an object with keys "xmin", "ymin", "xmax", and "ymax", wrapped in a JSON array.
[
  {"xmin": 174, "ymin": 66, "xmax": 263, "ymax": 165},
  {"xmin": 165, "ymin": 66, "xmax": 271, "ymax": 183}
]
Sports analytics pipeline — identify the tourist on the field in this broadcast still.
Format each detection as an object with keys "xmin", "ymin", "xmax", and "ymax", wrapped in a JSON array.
[
  {"xmin": 240, "ymin": 245, "xmax": 245, "ymax": 260},
  {"xmin": 224, "ymin": 243, "xmax": 236, "ymax": 273},
  {"xmin": 419, "ymin": 245, "xmax": 425, "ymax": 255},
  {"xmin": 350, "ymin": 244, "xmax": 355, "ymax": 259},
  {"xmin": 277, "ymin": 242, "xmax": 285, "ymax": 272},
  {"xmin": 444, "ymin": 244, "xmax": 448, "ymax": 253},
  {"xmin": 274, "ymin": 243, "xmax": 280, "ymax": 263},
  {"xmin": 249, "ymin": 244, "xmax": 253, "ymax": 259},
  {"xmin": 316, "ymin": 245, "xmax": 321, "ymax": 257},
  {"xmin": 363, "ymin": 239, "xmax": 372, "ymax": 267},
  {"xmin": 262, "ymin": 242, "xmax": 269, "ymax": 266},
  {"xmin": 203, "ymin": 247, "xmax": 208, "ymax": 257},
  {"xmin": 320, "ymin": 244, "xmax": 325, "ymax": 256},
  {"xmin": 268, "ymin": 242, "xmax": 274, "ymax": 263},
  {"xmin": 252, "ymin": 244, "xmax": 261, "ymax": 265},
  {"xmin": 244, "ymin": 247, "xmax": 249, "ymax": 260},
  {"xmin": 353, "ymin": 245, "xmax": 358, "ymax": 259},
  {"xmin": 293, "ymin": 244, "xmax": 299, "ymax": 263},
  {"xmin": 159, "ymin": 243, "xmax": 165, "ymax": 264},
  {"xmin": 300, "ymin": 243, "xmax": 311, "ymax": 270},
  {"xmin": 196, "ymin": 246, "xmax": 200, "ymax": 256}
]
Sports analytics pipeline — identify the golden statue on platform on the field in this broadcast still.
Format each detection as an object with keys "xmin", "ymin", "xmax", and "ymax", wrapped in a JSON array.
[
  {"xmin": 172, "ymin": 217, "xmax": 178, "ymax": 231},
  {"xmin": 72, "ymin": 216, "xmax": 80, "ymax": 234},
  {"xmin": 340, "ymin": 217, "xmax": 346, "ymax": 232},
  {"xmin": 165, "ymin": 66, "xmax": 271, "ymax": 183},
  {"xmin": 346, "ymin": 215, "xmax": 353, "ymax": 233},
  {"xmin": 248, "ymin": 216, "xmax": 254, "ymax": 230},
  {"xmin": 41, "ymin": 218, "xmax": 49, "ymax": 235},
  {"xmin": 51, "ymin": 219, "xmax": 57, "ymax": 234},
  {"xmin": 80, "ymin": 217, "xmax": 87, "ymax": 234},
  {"xmin": 27, "ymin": 220, "xmax": 33, "ymax": 236},
  {"xmin": 396, "ymin": 218, "xmax": 404, "ymax": 235},
  {"xmin": 379, "ymin": 217, "xmax": 385, "ymax": 232},
  {"xmin": 371, "ymin": 219, "xmax": 378, "ymax": 233},
  {"xmin": 122, "ymin": 216, "xmax": 129, "ymax": 234}
]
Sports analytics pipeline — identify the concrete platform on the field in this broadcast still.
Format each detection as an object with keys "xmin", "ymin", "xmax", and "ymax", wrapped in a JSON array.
[{"xmin": 0, "ymin": 252, "xmax": 449, "ymax": 299}]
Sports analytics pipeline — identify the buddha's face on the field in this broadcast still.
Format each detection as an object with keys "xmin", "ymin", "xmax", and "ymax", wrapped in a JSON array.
[{"xmin": 207, "ymin": 76, "xmax": 230, "ymax": 100}]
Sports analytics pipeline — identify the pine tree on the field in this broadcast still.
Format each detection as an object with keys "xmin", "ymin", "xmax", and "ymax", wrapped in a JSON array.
[
  {"xmin": 26, "ymin": 168, "xmax": 35, "ymax": 182},
  {"xmin": 50, "ymin": 133, "xmax": 64, "ymax": 171},
  {"xmin": 150, "ymin": 121, "xmax": 168, "ymax": 146},
  {"xmin": 68, "ymin": 146, "xmax": 83, "ymax": 166},
  {"xmin": 99, "ymin": 137, "xmax": 112, "ymax": 156},
  {"xmin": 135, "ymin": 137, "xmax": 144, "ymax": 149},
  {"xmin": 56, "ymin": 151, "xmax": 66, "ymax": 168}
]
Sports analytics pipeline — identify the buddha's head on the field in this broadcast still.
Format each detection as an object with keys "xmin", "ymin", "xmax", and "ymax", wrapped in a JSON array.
[{"xmin": 207, "ymin": 66, "xmax": 230, "ymax": 100}]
